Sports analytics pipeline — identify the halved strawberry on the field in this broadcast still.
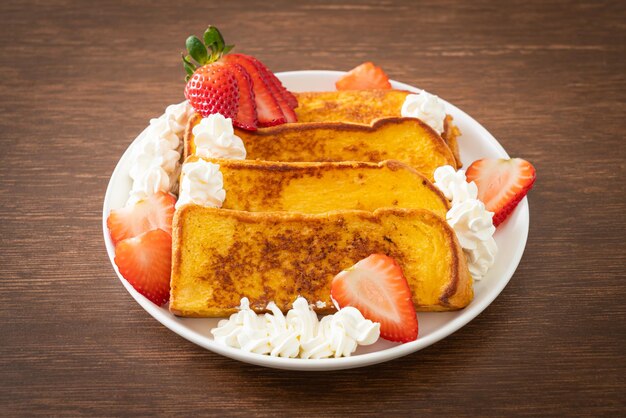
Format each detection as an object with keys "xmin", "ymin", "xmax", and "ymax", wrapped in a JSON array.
[
  {"xmin": 114, "ymin": 229, "xmax": 172, "ymax": 305},
  {"xmin": 335, "ymin": 62, "xmax": 392, "ymax": 90},
  {"xmin": 240, "ymin": 54, "xmax": 298, "ymax": 110},
  {"xmin": 222, "ymin": 54, "xmax": 286, "ymax": 127},
  {"xmin": 228, "ymin": 62, "xmax": 258, "ymax": 130},
  {"xmin": 107, "ymin": 192, "xmax": 176, "ymax": 245},
  {"xmin": 331, "ymin": 254, "xmax": 418, "ymax": 343},
  {"xmin": 465, "ymin": 158, "xmax": 536, "ymax": 227}
]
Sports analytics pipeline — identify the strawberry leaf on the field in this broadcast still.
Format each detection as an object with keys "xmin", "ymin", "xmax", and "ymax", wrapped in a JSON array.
[
  {"xmin": 181, "ymin": 26, "xmax": 233, "ymax": 80},
  {"xmin": 203, "ymin": 28, "xmax": 218, "ymax": 56},
  {"xmin": 181, "ymin": 54, "xmax": 197, "ymax": 81},
  {"xmin": 203, "ymin": 26, "xmax": 224, "ymax": 53},
  {"xmin": 182, "ymin": 54, "xmax": 196, "ymax": 72},
  {"xmin": 186, "ymin": 36, "xmax": 208, "ymax": 65},
  {"xmin": 213, "ymin": 27, "xmax": 225, "ymax": 52},
  {"xmin": 183, "ymin": 62, "xmax": 195, "ymax": 76}
]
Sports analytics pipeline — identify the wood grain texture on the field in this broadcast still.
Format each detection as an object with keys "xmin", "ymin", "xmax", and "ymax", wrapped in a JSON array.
[{"xmin": 0, "ymin": 0, "xmax": 624, "ymax": 416}]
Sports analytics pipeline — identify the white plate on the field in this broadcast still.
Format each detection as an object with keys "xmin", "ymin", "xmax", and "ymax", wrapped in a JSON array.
[{"xmin": 102, "ymin": 71, "xmax": 529, "ymax": 371}]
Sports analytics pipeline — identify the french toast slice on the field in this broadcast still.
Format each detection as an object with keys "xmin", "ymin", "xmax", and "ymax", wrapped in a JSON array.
[
  {"xmin": 170, "ymin": 206, "xmax": 473, "ymax": 317},
  {"xmin": 183, "ymin": 157, "xmax": 450, "ymax": 217},
  {"xmin": 294, "ymin": 90, "xmax": 409, "ymax": 124},
  {"xmin": 294, "ymin": 89, "xmax": 462, "ymax": 166},
  {"xmin": 184, "ymin": 116, "xmax": 456, "ymax": 180}
]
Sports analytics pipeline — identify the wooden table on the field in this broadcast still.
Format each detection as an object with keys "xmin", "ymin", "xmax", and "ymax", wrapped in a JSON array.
[{"xmin": 1, "ymin": 0, "xmax": 624, "ymax": 416}]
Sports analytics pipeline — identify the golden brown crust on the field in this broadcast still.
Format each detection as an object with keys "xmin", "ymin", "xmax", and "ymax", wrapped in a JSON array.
[
  {"xmin": 184, "ymin": 117, "xmax": 457, "ymax": 180},
  {"xmin": 188, "ymin": 155, "xmax": 435, "ymax": 180},
  {"xmin": 170, "ymin": 206, "xmax": 473, "ymax": 317},
  {"xmin": 181, "ymin": 157, "xmax": 450, "ymax": 216},
  {"xmin": 443, "ymin": 115, "xmax": 462, "ymax": 168},
  {"xmin": 174, "ymin": 90, "xmax": 472, "ymax": 317},
  {"xmin": 293, "ymin": 89, "xmax": 411, "ymax": 124},
  {"xmin": 239, "ymin": 117, "xmax": 432, "ymax": 137},
  {"xmin": 184, "ymin": 90, "xmax": 462, "ymax": 169},
  {"xmin": 186, "ymin": 155, "xmax": 419, "ymax": 170},
  {"xmin": 293, "ymin": 89, "xmax": 461, "ymax": 167},
  {"xmin": 183, "ymin": 113, "xmax": 201, "ymax": 160}
]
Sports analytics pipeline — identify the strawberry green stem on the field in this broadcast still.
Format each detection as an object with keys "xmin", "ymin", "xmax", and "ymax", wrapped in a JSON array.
[{"xmin": 182, "ymin": 25, "xmax": 235, "ymax": 81}]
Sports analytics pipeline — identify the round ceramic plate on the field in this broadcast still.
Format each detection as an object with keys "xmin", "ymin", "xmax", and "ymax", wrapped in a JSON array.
[{"xmin": 102, "ymin": 70, "xmax": 529, "ymax": 371}]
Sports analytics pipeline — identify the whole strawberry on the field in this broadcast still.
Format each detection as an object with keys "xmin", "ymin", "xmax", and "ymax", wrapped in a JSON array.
[
  {"xmin": 181, "ymin": 25, "xmax": 297, "ymax": 130},
  {"xmin": 182, "ymin": 26, "xmax": 239, "ymax": 119}
]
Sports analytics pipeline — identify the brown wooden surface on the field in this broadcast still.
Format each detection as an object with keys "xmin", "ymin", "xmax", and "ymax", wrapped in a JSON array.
[{"xmin": 1, "ymin": 0, "xmax": 625, "ymax": 416}]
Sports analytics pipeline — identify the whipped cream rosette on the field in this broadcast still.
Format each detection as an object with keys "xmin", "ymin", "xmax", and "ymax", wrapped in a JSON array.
[
  {"xmin": 211, "ymin": 297, "xmax": 380, "ymax": 359},
  {"xmin": 401, "ymin": 90, "xmax": 447, "ymax": 134},
  {"xmin": 193, "ymin": 113, "xmax": 246, "ymax": 160},
  {"xmin": 175, "ymin": 159, "xmax": 226, "ymax": 209},
  {"xmin": 127, "ymin": 101, "xmax": 195, "ymax": 205},
  {"xmin": 434, "ymin": 165, "xmax": 498, "ymax": 280}
]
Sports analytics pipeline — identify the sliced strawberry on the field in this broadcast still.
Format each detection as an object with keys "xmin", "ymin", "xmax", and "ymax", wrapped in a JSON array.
[
  {"xmin": 465, "ymin": 158, "xmax": 536, "ymax": 227},
  {"xmin": 331, "ymin": 254, "xmax": 418, "ymax": 343},
  {"xmin": 227, "ymin": 62, "xmax": 258, "ymax": 130},
  {"xmin": 240, "ymin": 54, "xmax": 298, "ymax": 109},
  {"xmin": 114, "ymin": 229, "xmax": 172, "ymax": 305},
  {"xmin": 184, "ymin": 61, "xmax": 239, "ymax": 119},
  {"xmin": 335, "ymin": 62, "xmax": 392, "ymax": 90},
  {"xmin": 260, "ymin": 70, "xmax": 297, "ymax": 123},
  {"xmin": 107, "ymin": 192, "xmax": 176, "ymax": 245},
  {"xmin": 227, "ymin": 54, "xmax": 296, "ymax": 123},
  {"xmin": 267, "ymin": 73, "xmax": 298, "ymax": 110},
  {"xmin": 259, "ymin": 67, "xmax": 297, "ymax": 123},
  {"xmin": 222, "ymin": 54, "xmax": 286, "ymax": 127}
]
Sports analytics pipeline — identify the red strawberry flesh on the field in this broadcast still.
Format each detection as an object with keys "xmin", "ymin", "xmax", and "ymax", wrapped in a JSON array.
[
  {"xmin": 240, "ymin": 53, "xmax": 298, "ymax": 110},
  {"xmin": 465, "ymin": 158, "xmax": 536, "ymax": 227},
  {"xmin": 114, "ymin": 229, "xmax": 172, "ymax": 306},
  {"xmin": 107, "ymin": 192, "xmax": 176, "ymax": 245},
  {"xmin": 222, "ymin": 54, "xmax": 286, "ymax": 127},
  {"xmin": 331, "ymin": 254, "xmax": 418, "ymax": 343},
  {"xmin": 227, "ymin": 62, "xmax": 258, "ymax": 130},
  {"xmin": 184, "ymin": 61, "xmax": 239, "ymax": 119},
  {"xmin": 260, "ymin": 69, "xmax": 297, "ymax": 123},
  {"xmin": 335, "ymin": 62, "xmax": 392, "ymax": 90}
]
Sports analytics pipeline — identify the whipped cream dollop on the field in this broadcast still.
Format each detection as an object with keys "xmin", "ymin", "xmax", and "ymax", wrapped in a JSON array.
[
  {"xmin": 175, "ymin": 159, "xmax": 226, "ymax": 209},
  {"xmin": 211, "ymin": 297, "xmax": 380, "ymax": 359},
  {"xmin": 127, "ymin": 101, "xmax": 195, "ymax": 205},
  {"xmin": 401, "ymin": 90, "xmax": 446, "ymax": 134},
  {"xmin": 434, "ymin": 165, "xmax": 497, "ymax": 280},
  {"xmin": 193, "ymin": 113, "xmax": 246, "ymax": 160}
]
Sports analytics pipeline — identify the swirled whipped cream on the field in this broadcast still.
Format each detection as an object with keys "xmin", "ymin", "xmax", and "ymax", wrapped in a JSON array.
[
  {"xmin": 193, "ymin": 113, "xmax": 246, "ymax": 160},
  {"xmin": 302, "ymin": 306, "xmax": 380, "ymax": 359},
  {"xmin": 211, "ymin": 297, "xmax": 380, "ymax": 359},
  {"xmin": 434, "ymin": 165, "xmax": 497, "ymax": 280},
  {"xmin": 401, "ymin": 90, "xmax": 446, "ymax": 134},
  {"xmin": 127, "ymin": 101, "xmax": 195, "ymax": 205},
  {"xmin": 175, "ymin": 159, "xmax": 225, "ymax": 209}
]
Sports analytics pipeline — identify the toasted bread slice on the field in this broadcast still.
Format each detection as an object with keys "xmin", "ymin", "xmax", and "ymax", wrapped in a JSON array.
[
  {"xmin": 295, "ymin": 90, "xmax": 462, "ymax": 166},
  {"xmin": 294, "ymin": 90, "xmax": 409, "ymax": 124},
  {"xmin": 443, "ymin": 115, "xmax": 461, "ymax": 165},
  {"xmin": 184, "ymin": 116, "xmax": 456, "ymax": 180},
  {"xmin": 170, "ymin": 206, "xmax": 473, "ymax": 317},
  {"xmin": 183, "ymin": 157, "xmax": 450, "ymax": 217}
]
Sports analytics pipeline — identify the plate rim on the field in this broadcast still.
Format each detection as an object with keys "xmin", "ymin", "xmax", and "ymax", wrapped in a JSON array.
[{"xmin": 102, "ymin": 70, "xmax": 529, "ymax": 371}]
